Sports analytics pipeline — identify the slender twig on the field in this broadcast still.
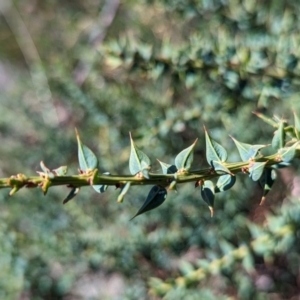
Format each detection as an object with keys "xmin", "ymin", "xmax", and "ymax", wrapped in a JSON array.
[{"xmin": 0, "ymin": 152, "xmax": 290, "ymax": 193}]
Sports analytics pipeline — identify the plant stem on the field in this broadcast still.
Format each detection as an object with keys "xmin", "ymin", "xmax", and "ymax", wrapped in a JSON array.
[{"xmin": 0, "ymin": 152, "xmax": 286, "ymax": 193}]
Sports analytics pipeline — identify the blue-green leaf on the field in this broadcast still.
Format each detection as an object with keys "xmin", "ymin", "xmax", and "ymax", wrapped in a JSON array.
[
  {"xmin": 272, "ymin": 121, "xmax": 285, "ymax": 150},
  {"xmin": 215, "ymin": 174, "xmax": 236, "ymax": 193},
  {"xmin": 157, "ymin": 160, "xmax": 178, "ymax": 174},
  {"xmin": 130, "ymin": 185, "xmax": 167, "ymax": 220},
  {"xmin": 211, "ymin": 160, "xmax": 233, "ymax": 175},
  {"xmin": 205, "ymin": 128, "xmax": 227, "ymax": 165},
  {"xmin": 279, "ymin": 142, "xmax": 300, "ymax": 163},
  {"xmin": 92, "ymin": 172, "xmax": 110, "ymax": 194},
  {"xmin": 63, "ymin": 187, "xmax": 80, "ymax": 204},
  {"xmin": 52, "ymin": 166, "xmax": 68, "ymax": 176},
  {"xmin": 231, "ymin": 137, "xmax": 266, "ymax": 161},
  {"xmin": 39, "ymin": 161, "xmax": 54, "ymax": 178},
  {"xmin": 129, "ymin": 133, "xmax": 151, "ymax": 178},
  {"xmin": 249, "ymin": 161, "xmax": 267, "ymax": 181},
  {"xmin": 174, "ymin": 139, "xmax": 198, "ymax": 171},
  {"xmin": 76, "ymin": 128, "xmax": 98, "ymax": 171},
  {"xmin": 200, "ymin": 180, "xmax": 215, "ymax": 217}
]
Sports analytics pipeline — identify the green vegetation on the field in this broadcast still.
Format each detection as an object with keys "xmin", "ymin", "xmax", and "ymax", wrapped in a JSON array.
[{"xmin": 1, "ymin": 0, "xmax": 300, "ymax": 299}]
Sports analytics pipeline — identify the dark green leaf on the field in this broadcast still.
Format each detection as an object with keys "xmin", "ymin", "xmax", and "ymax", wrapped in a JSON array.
[
  {"xmin": 272, "ymin": 121, "xmax": 285, "ymax": 150},
  {"xmin": 215, "ymin": 174, "xmax": 236, "ymax": 193},
  {"xmin": 272, "ymin": 162, "xmax": 290, "ymax": 168},
  {"xmin": 200, "ymin": 180, "xmax": 215, "ymax": 217},
  {"xmin": 249, "ymin": 161, "xmax": 267, "ymax": 181},
  {"xmin": 63, "ymin": 187, "xmax": 80, "ymax": 204},
  {"xmin": 259, "ymin": 169, "xmax": 275, "ymax": 201},
  {"xmin": 174, "ymin": 139, "xmax": 198, "ymax": 171},
  {"xmin": 157, "ymin": 160, "xmax": 178, "ymax": 174},
  {"xmin": 130, "ymin": 185, "xmax": 167, "ymax": 220},
  {"xmin": 76, "ymin": 128, "xmax": 98, "ymax": 171},
  {"xmin": 129, "ymin": 133, "xmax": 151, "ymax": 177},
  {"xmin": 205, "ymin": 128, "xmax": 227, "ymax": 165},
  {"xmin": 231, "ymin": 137, "xmax": 266, "ymax": 161}
]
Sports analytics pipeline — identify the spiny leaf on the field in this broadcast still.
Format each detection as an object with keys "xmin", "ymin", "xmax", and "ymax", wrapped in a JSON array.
[
  {"xmin": 130, "ymin": 185, "xmax": 167, "ymax": 220},
  {"xmin": 249, "ymin": 161, "xmax": 267, "ymax": 181},
  {"xmin": 272, "ymin": 121, "xmax": 285, "ymax": 150},
  {"xmin": 279, "ymin": 142, "xmax": 300, "ymax": 163},
  {"xmin": 231, "ymin": 137, "xmax": 266, "ymax": 161},
  {"xmin": 76, "ymin": 128, "xmax": 98, "ymax": 171},
  {"xmin": 129, "ymin": 133, "xmax": 151, "ymax": 178},
  {"xmin": 205, "ymin": 128, "xmax": 227, "ymax": 165},
  {"xmin": 63, "ymin": 187, "xmax": 80, "ymax": 204},
  {"xmin": 174, "ymin": 139, "xmax": 198, "ymax": 171},
  {"xmin": 157, "ymin": 160, "xmax": 178, "ymax": 174},
  {"xmin": 200, "ymin": 180, "xmax": 215, "ymax": 217},
  {"xmin": 215, "ymin": 174, "xmax": 236, "ymax": 193},
  {"xmin": 117, "ymin": 182, "xmax": 131, "ymax": 203}
]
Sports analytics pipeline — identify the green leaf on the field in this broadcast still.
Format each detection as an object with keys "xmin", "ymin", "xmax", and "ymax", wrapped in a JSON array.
[
  {"xmin": 215, "ymin": 174, "xmax": 236, "ymax": 193},
  {"xmin": 63, "ymin": 187, "xmax": 80, "ymax": 204},
  {"xmin": 200, "ymin": 180, "xmax": 215, "ymax": 217},
  {"xmin": 293, "ymin": 111, "xmax": 300, "ymax": 139},
  {"xmin": 130, "ymin": 185, "xmax": 167, "ymax": 220},
  {"xmin": 205, "ymin": 128, "xmax": 227, "ymax": 165},
  {"xmin": 231, "ymin": 137, "xmax": 266, "ymax": 161},
  {"xmin": 92, "ymin": 172, "xmax": 110, "ymax": 193},
  {"xmin": 272, "ymin": 121, "xmax": 285, "ymax": 150},
  {"xmin": 129, "ymin": 133, "xmax": 151, "ymax": 178},
  {"xmin": 249, "ymin": 161, "xmax": 267, "ymax": 181},
  {"xmin": 157, "ymin": 160, "xmax": 178, "ymax": 174},
  {"xmin": 242, "ymin": 252, "xmax": 254, "ymax": 272},
  {"xmin": 117, "ymin": 182, "xmax": 131, "ymax": 203},
  {"xmin": 76, "ymin": 128, "xmax": 98, "ymax": 171},
  {"xmin": 174, "ymin": 139, "xmax": 198, "ymax": 171},
  {"xmin": 279, "ymin": 142, "xmax": 300, "ymax": 163}
]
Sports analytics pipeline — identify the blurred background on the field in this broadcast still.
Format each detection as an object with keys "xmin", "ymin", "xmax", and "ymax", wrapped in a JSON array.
[{"xmin": 1, "ymin": 0, "xmax": 300, "ymax": 299}]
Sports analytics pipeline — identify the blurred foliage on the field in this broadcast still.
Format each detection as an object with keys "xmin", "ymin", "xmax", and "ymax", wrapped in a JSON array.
[{"xmin": 0, "ymin": 0, "xmax": 300, "ymax": 299}]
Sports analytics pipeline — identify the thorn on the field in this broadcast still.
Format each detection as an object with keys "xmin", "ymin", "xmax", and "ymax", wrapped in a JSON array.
[
  {"xmin": 209, "ymin": 206, "xmax": 214, "ymax": 217},
  {"xmin": 259, "ymin": 196, "xmax": 266, "ymax": 206}
]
